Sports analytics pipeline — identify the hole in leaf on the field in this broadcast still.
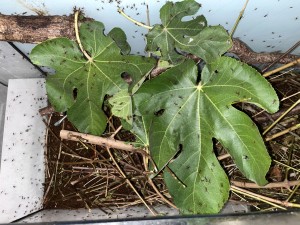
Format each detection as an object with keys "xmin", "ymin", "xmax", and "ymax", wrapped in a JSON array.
[
  {"xmin": 154, "ymin": 109, "xmax": 165, "ymax": 117},
  {"xmin": 214, "ymin": 70, "xmax": 219, "ymax": 74},
  {"xmin": 73, "ymin": 88, "xmax": 78, "ymax": 100},
  {"xmin": 173, "ymin": 144, "xmax": 183, "ymax": 160},
  {"xmin": 121, "ymin": 72, "xmax": 133, "ymax": 84}
]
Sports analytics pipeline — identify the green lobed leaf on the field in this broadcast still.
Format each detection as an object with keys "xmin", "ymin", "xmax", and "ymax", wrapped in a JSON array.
[
  {"xmin": 133, "ymin": 57, "xmax": 279, "ymax": 214},
  {"xmin": 108, "ymin": 27, "xmax": 131, "ymax": 55},
  {"xmin": 146, "ymin": 0, "xmax": 231, "ymax": 64},
  {"xmin": 180, "ymin": 25, "xmax": 232, "ymax": 63},
  {"xmin": 30, "ymin": 21, "xmax": 155, "ymax": 135},
  {"xmin": 146, "ymin": 0, "xmax": 207, "ymax": 64}
]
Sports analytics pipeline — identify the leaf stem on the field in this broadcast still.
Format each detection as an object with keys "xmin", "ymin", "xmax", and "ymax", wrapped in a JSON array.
[
  {"xmin": 117, "ymin": 8, "xmax": 153, "ymax": 30},
  {"xmin": 230, "ymin": 0, "xmax": 249, "ymax": 37},
  {"xmin": 74, "ymin": 10, "xmax": 93, "ymax": 62}
]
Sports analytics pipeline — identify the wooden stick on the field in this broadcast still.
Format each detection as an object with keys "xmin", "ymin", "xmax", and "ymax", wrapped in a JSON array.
[
  {"xmin": 263, "ymin": 99, "xmax": 300, "ymax": 135},
  {"xmin": 231, "ymin": 185, "xmax": 300, "ymax": 208},
  {"xmin": 265, "ymin": 123, "xmax": 300, "ymax": 141},
  {"xmin": 230, "ymin": 186, "xmax": 286, "ymax": 210},
  {"xmin": 230, "ymin": 0, "xmax": 249, "ymax": 37},
  {"xmin": 263, "ymin": 58, "xmax": 300, "ymax": 77},
  {"xmin": 105, "ymin": 146, "xmax": 157, "ymax": 215},
  {"xmin": 0, "ymin": 14, "xmax": 91, "ymax": 43},
  {"xmin": 231, "ymin": 180, "xmax": 300, "ymax": 189},
  {"xmin": 60, "ymin": 130, "xmax": 148, "ymax": 156},
  {"xmin": 0, "ymin": 14, "xmax": 298, "ymax": 65}
]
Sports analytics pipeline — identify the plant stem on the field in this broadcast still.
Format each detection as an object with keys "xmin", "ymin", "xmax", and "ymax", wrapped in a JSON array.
[
  {"xmin": 117, "ymin": 8, "xmax": 153, "ymax": 30},
  {"xmin": 230, "ymin": 0, "xmax": 249, "ymax": 37},
  {"xmin": 263, "ymin": 99, "xmax": 300, "ymax": 135},
  {"xmin": 74, "ymin": 10, "xmax": 93, "ymax": 62}
]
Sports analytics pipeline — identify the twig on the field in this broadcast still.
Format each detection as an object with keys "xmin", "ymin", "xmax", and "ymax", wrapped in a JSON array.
[
  {"xmin": 42, "ymin": 119, "xmax": 82, "ymax": 157},
  {"xmin": 52, "ymin": 119, "xmax": 65, "ymax": 195},
  {"xmin": 43, "ymin": 115, "xmax": 53, "ymax": 204},
  {"xmin": 111, "ymin": 125, "xmax": 122, "ymax": 138},
  {"xmin": 231, "ymin": 185, "xmax": 300, "ymax": 209},
  {"xmin": 60, "ymin": 130, "xmax": 148, "ymax": 156},
  {"xmin": 252, "ymin": 91, "xmax": 300, "ymax": 119},
  {"xmin": 61, "ymin": 151, "xmax": 91, "ymax": 161},
  {"xmin": 231, "ymin": 186, "xmax": 286, "ymax": 210},
  {"xmin": 70, "ymin": 172, "xmax": 94, "ymax": 186},
  {"xmin": 105, "ymin": 147, "xmax": 158, "ymax": 215},
  {"xmin": 231, "ymin": 180, "xmax": 300, "ymax": 189},
  {"xmin": 263, "ymin": 99, "xmax": 300, "ymax": 135},
  {"xmin": 146, "ymin": 1, "xmax": 151, "ymax": 29},
  {"xmin": 281, "ymin": 91, "xmax": 300, "ymax": 101},
  {"xmin": 149, "ymin": 148, "xmax": 182, "ymax": 179},
  {"xmin": 217, "ymin": 153, "xmax": 231, "ymax": 160},
  {"xmin": 273, "ymin": 160, "xmax": 300, "ymax": 174},
  {"xmin": 263, "ymin": 58, "xmax": 300, "ymax": 77},
  {"xmin": 147, "ymin": 178, "xmax": 177, "ymax": 209},
  {"xmin": 74, "ymin": 10, "xmax": 93, "ymax": 62},
  {"xmin": 286, "ymin": 182, "xmax": 300, "ymax": 203},
  {"xmin": 262, "ymin": 40, "xmax": 300, "ymax": 73},
  {"xmin": 76, "ymin": 191, "xmax": 92, "ymax": 211},
  {"xmin": 253, "ymin": 103, "xmax": 300, "ymax": 123},
  {"xmin": 265, "ymin": 123, "xmax": 300, "ymax": 141},
  {"xmin": 143, "ymin": 150, "xmax": 178, "ymax": 209},
  {"xmin": 117, "ymin": 8, "xmax": 152, "ymax": 29},
  {"xmin": 44, "ymin": 114, "xmax": 52, "ymax": 178},
  {"xmin": 230, "ymin": 0, "xmax": 249, "ymax": 37}
]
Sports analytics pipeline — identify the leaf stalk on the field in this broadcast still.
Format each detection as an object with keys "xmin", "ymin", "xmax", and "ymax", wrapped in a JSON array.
[
  {"xmin": 74, "ymin": 10, "xmax": 93, "ymax": 62},
  {"xmin": 117, "ymin": 8, "xmax": 153, "ymax": 30},
  {"xmin": 230, "ymin": 0, "xmax": 249, "ymax": 37}
]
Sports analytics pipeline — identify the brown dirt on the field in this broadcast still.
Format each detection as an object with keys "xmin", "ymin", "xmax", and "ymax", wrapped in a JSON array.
[{"xmin": 43, "ymin": 114, "xmax": 169, "ymax": 211}]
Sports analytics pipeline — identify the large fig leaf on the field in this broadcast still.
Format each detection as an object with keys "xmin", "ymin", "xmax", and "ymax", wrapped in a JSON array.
[
  {"xmin": 133, "ymin": 57, "xmax": 279, "ymax": 214},
  {"xmin": 146, "ymin": 0, "xmax": 231, "ymax": 64},
  {"xmin": 30, "ymin": 21, "xmax": 155, "ymax": 135}
]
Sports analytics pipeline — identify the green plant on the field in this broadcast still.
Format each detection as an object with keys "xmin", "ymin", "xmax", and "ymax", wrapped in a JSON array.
[{"xmin": 30, "ymin": 0, "xmax": 279, "ymax": 214}]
